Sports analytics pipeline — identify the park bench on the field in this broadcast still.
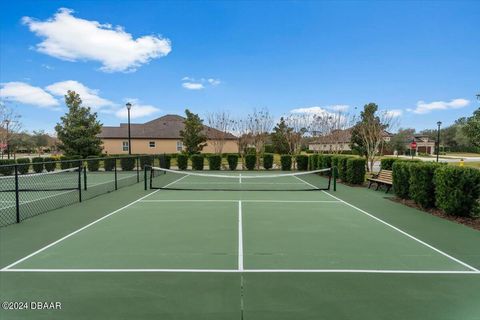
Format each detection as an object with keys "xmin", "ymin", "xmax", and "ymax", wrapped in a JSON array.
[{"xmin": 367, "ymin": 169, "xmax": 393, "ymax": 193}]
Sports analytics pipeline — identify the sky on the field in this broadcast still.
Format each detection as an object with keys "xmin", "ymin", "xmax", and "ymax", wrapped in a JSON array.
[{"xmin": 0, "ymin": 0, "xmax": 479, "ymax": 134}]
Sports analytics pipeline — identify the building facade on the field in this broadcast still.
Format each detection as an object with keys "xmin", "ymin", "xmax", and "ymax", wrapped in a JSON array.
[{"xmin": 98, "ymin": 115, "xmax": 238, "ymax": 155}]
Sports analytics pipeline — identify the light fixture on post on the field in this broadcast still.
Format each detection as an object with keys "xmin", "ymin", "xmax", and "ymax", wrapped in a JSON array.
[
  {"xmin": 436, "ymin": 121, "xmax": 442, "ymax": 162},
  {"xmin": 126, "ymin": 102, "xmax": 132, "ymax": 155}
]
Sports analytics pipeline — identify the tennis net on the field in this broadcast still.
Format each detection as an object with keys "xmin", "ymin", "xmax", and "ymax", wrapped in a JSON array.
[{"xmin": 146, "ymin": 166, "xmax": 333, "ymax": 191}]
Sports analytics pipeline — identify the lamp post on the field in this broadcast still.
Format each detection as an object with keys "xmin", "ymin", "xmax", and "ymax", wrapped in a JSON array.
[
  {"xmin": 436, "ymin": 121, "xmax": 442, "ymax": 162},
  {"xmin": 126, "ymin": 103, "xmax": 132, "ymax": 155},
  {"xmin": 5, "ymin": 119, "xmax": 10, "ymax": 160}
]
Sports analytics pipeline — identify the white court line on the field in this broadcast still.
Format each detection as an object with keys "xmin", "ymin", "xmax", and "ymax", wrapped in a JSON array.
[
  {"xmin": 0, "ymin": 174, "xmax": 189, "ymax": 271},
  {"xmin": 2, "ymin": 268, "xmax": 479, "ymax": 274},
  {"xmin": 139, "ymin": 200, "xmax": 341, "ymax": 203},
  {"xmin": 238, "ymin": 201, "xmax": 243, "ymax": 271}
]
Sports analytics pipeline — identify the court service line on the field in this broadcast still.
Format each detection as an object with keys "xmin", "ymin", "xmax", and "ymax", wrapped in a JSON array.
[
  {"xmin": 319, "ymin": 191, "xmax": 479, "ymax": 272},
  {"xmin": 0, "ymin": 175, "xmax": 189, "ymax": 271},
  {"xmin": 238, "ymin": 201, "xmax": 244, "ymax": 271},
  {"xmin": 2, "ymin": 269, "xmax": 479, "ymax": 274},
  {"xmin": 139, "ymin": 199, "xmax": 341, "ymax": 203}
]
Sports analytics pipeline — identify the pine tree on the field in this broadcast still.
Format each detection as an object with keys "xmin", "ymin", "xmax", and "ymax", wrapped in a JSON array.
[
  {"xmin": 271, "ymin": 117, "xmax": 292, "ymax": 154},
  {"xmin": 55, "ymin": 91, "xmax": 103, "ymax": 158},
  {"xmin": 180, "ymin": 109, "xmax": 207, "ymax": 154}
]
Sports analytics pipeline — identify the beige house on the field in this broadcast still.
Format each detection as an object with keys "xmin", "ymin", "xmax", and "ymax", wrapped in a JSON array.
[
  {"xmin": 98, "ymin": 115, "xmax": 238, "ymax": 155},
  {"xmin": 309, "ymin": 128, "xmax": 393, "ymax": 153},
  {"xmin": 408, "ymin": 135, "xmax": 436, "ymax": 155}
]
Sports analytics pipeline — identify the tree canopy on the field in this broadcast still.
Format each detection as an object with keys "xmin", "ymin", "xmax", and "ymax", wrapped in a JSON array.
[
  {"xmin": 180, "ymin": 109, "xmax": 207, "ymax": 154},
  {"xmin": 271, "ymin": 117, "xmax": 292, "ymax": 154},
  {"xmin": 463, "ymin": 107, "xmax": 480, "ymax": 147},
  {"xmin": 55, "ymin": 91, "xmax": 103, "ymax": 158}
]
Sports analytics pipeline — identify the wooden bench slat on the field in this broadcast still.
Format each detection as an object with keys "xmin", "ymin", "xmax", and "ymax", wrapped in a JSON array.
[{"xmin": 367, "ymin": 169, "xmax": 393, "ymax": 193}]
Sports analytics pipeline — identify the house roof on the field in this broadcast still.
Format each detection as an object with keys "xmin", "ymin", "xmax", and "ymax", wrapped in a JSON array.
[
  {"xmin": 309, "ymin": 128, "xmax": 393, "ymax": 145},
  {"xmin": 98, "ymin": 114, "xmax": 237, "ymax": 140}
]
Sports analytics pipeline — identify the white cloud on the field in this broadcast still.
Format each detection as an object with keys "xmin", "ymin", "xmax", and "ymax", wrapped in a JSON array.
[
  {"xmin": 384, "ymin": 109, "xmax": 403, "ymax": 118},
  {"xmin": 45, "ymin": 80, "xmax": 114, "ymax": 109},
  {"xmin": 290, "ymin": 105, "xmax": 350, "ymax": 114},
  {"xmin": 22, "ymin": 8, "xmax": 171, "ymax": 72},
  {"xmin": 182, "ymin": 82, "xmax": 205, "ymax": 90},
  {"xmin": 115, "ymin": 99, "xmax": 160, "ymax": 119},
  {"xmin": 207, "ymin": 78, "xmax": 221, "ymax": 86},
  {"xmin": 0, "ymin": 82, "xmax": 60, "ymax": 109},
  {"xmin": 328, "ymin": 105, "xmax": 349, "ymax": 112},
  {"xmin": 412, "ymin": 98, "xmax": 470, "ymax": 114}
]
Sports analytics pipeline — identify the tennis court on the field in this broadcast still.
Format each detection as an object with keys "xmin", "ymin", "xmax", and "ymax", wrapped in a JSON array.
[{"xmin": 1, "ymin": 169, "xmax": 479, "ymax": 319}]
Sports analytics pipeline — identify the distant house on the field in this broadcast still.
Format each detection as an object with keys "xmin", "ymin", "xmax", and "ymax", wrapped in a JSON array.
[
  {"xmin": 98, "ymin": 114, "xmax": 238, "ymax": 155},
  {"xmin": 308, "ymin": 128, "xmax": 393, "ymax": 153},
  {"xmin": 407, "ymin": 135, "xmax": 435, "ymax": 155}
]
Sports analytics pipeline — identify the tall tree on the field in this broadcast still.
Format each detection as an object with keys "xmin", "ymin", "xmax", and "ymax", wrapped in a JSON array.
[
  {"xmin": 389, "ymin": 128, "xmax": 416, "ymax": 154},
  {"xmin": 0, "ymin": 103, "xmax": 22, "ymax": 159},
  {"xmin": 32, "ymin": 130, "xmax": 49, "ymax": 154},
  {"xmin": 350, "ymin": 103, "xmax": 395, "ymax": 171},
  {"xmin": 271, "ymin": 117, "xmax": 291, "ymax": 154},
  {"xmin": 180, "ymin": 109, "xmax": 207, "ymax": 154},
  {"xmin": 207, "ymin": 111, "xmax": 234, "ymax": 154},
  {"xmin": 55, "ymin": 91, "xmax": 103, "ymax": 158},
  {"xmin": 463, "ymin": 107, "xmax": 480, "ymax": 147}
]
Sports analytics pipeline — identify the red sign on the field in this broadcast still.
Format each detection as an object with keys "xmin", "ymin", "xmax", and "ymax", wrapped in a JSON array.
[{"xmin": 410, "ymin": 141, "xmax": 417, "ymax": 149}]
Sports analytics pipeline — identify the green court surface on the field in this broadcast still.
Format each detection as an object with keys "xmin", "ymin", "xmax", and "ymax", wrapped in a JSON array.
[{"xmin": 1, "ymin": 171, "xmax": 479, "ymax": 319}]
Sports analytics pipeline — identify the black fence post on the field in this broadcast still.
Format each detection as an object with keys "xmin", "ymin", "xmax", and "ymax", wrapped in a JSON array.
[
  {"xmin": 114, "ymin": 158, "xmax": 118, "ymax": 190},
  {"xmin": 144, "ymin": 165, "xmax": 148, "ymax": 190},
  {"xmin": 78, "ymin": 164, "xmax": 82, "ymax": 203},
  {"xmin": 83, "ymin": 164, "xmax": 87, "ymax": 191},
  {"xmin": 14, "ymin": 165, "xmax": 20, "ymax": 223},
  {"xmin": 136, "ymin": 156, "xmax": 140, "ymax": 183}
]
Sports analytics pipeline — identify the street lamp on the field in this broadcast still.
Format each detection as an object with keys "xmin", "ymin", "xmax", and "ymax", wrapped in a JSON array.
[
  {"xmin": 436, "ymin": 121, "xmax": 442, "ymax": 162},
  {"xmin": 4, "ymin": 119, "xmax": 10, "ymax": 160},
  {"xmin": 126, "ymin": 102, "xmax": 132, "ymax": 155}
]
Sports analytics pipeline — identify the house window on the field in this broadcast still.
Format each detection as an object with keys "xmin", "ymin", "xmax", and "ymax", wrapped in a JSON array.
[
  {"xmin": 122, "ymin": 141, "xmax": 129, "ymax": 152},
  {"xmin": 149, "ymin": 141, "xmax": 156, "ymax": 148},
  {"xmin": 176, "ymin": 141, "xmax": 183, "ymax": 152}
]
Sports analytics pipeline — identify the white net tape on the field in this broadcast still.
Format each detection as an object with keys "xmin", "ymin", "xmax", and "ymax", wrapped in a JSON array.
[{"xmin": 150, "ymin": 166, "xmax": 331, "ymax": 179}]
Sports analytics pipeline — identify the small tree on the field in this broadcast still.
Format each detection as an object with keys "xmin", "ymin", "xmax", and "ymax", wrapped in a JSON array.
[
  {"xmin": 463, "ymin": 107, "xmax": 480, "ymax": 147},
  {"xmin": 180, "ymin": 109, "xmax": 207, "ymax": 154},
  {"xmin": 389, "ymin": 128, "xmax": 416, "ymax": 154},
  {"xmin": 32, "ymin": 130, "xmax": 49, "ymax": 154},
  {"xmin": 207, "ymin": 111, "xmax": 234, "ymax": 154},
  {"xmin": 271, "ymin": 117, "xmax": 291, "ymax": 154},
  {"xmin": 0, "ymin": 103, "xmax": 22, "ymax": 159},
  {"xmin": 55, "ymin": 91, "xmax": 103, "ymax": 158}
]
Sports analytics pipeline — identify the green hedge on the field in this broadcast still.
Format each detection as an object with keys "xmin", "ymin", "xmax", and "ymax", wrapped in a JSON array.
[
  {"xmin": 227, "ymin": 154, "xmax": 238, "ymax": 170},
  {"xmin": 296, "ymin": 155, "xmax": 308, "ymax": 171},
  {"xmin": 346, "ymin": 158, "xmax": 366, "ymax": 185},
  {"xmin": 104, "ymin": 157, "xmax": 116, "ymax": 171},
  {"xmin": 308, "ymin": 154, "xmax": 319, "ymax": 170},
  {"xmin": 280, "ymin": 155, "xmax": 292, "ymax": 171},
  {"xmin": 245, "ymin": 154, "xmax": 256, "ymax": 170},
  {"xmin": 380, "ymin": 158, "xmax": 397, "ymax": 170},
  {"xmin": 157, "ymin": 154, "xmax": 171, "ymax": 169},
  {"xmin": 87, "ymin": 156, "xmax": 100, "ymax": 172},
  {"xmin": 139, "ymin": 155, "xmax": 153, "ymax": 170},
  {"xmin": 263, "ymin": 153, "xmax": 274, "ymax": 170},
  {"xmin": 331, "ymin": 156, "xmax": 343, "ymax": 178},
  {"xmin": 320, "ymin": 154, "xmax": 333, "ymax": 169},
  {"xmin": 392, "ymin": 161, "xmax": 412, "ymax": 199},
  {"xmin": 70, "ymin": 155, "xmax": 82, "ymax": 168},
  {"xmin": 32, "ymin": 157, "xmax": 44, "ymax": 173},
  {"xmin": 337, "ymin": 156, "xmax": 350, "ymax": 181},
  {"xmin": 59, "ymin": 156, "xmax": 71, "ymax": 169},
  {"xmin": 191, "ymin": 154, "xmax": 204, "ymax": 170},
  {"xmin": 16, "ymin": 158, "xmax": 31, "ymax": 174},
  {"xmin": 409, "ymin": 163, "xmax": 441, "ymax": 208},
  {"xmin": 0, "ymin": 159, "xmax": 15, "ymax": 175},
  {"xmin": 120, "ymin": 157, "xmax": 135, "ymax": 171},
  {"xmin": 208, "ymin": 155, "xmax": 221, "ymax": 170},
  {"xmin": 434, "ymin": 166, "xmax": 480, "ymax": 217},
  {"xmin": 177, "ymin": 154, "xmax": 188, "ymax": 170},
  {"xmin": 44, "ymin": 157, "xmax": 56, "ymax": 172}
]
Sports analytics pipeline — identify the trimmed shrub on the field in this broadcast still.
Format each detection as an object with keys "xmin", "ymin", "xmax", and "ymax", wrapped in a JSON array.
[
  {"xmin": 104, "ymin": 157, "xmax": 116, "ymax": 171},
  {"xmin": 392, "ymin": 161, "xmax": 412, "ymax": 199},
  {"xmin": 120, "ymin": 157, "xmax": 135, "ymax": 171},
  {"xmin": 346, "ymin": 158, "xmax": 366, "ymax": 185},
  {"xmin": 331, "ymin": 156, "xmax": 342, "ymax": 178},
  {"xmin": 191, "ymin": 154, "xmax": 204, "ymax": 170},
  {"xmin": 434, "ymin": 166, "xmax": 480, "ymax": 217},
  {"xmin": 16, "ymin": 158, "xmax": 31, "ymax": 174},
  {"xmin": 317, "ymin": 154, "xmax": 325, "ymax": 169},
  {"xmin": 308, "ymin": 154, "xmax": 319, "ymax": 170},
  {"xmin": 208, "ymin": 155, "xmax": 222, "ymax": 170},
  {"xmin": 32, "ymin": 157, "xmax": 44, "ymax": 173},
  {"xmin": 87, "ymin": 156, "xmax": 100, "ymax": 172},
  {"xmin": 0, "ymin": 159, "xmax": 15, "ymax": 175},
  {"xmin": 409, "ymin": 163, "xmax": 441, "ymax": 208},
  {"xmin": 157, "ymin": 154, "xmax": 171, "ymax": 169},
  {"xmin": 263, "ymin": 153, "xmax": 274, "ymax": 170},
  {"xmin": 245, "ymin": 154, "xmax": 256, "ymax": 170},
  {"xmin": 264, "ymin": 144, "xmax": 275, "ymax": 153},
  {"xmin": 381, "ymin": 158, "xmax": 397, "ymax": 170},
  {"xmin": 44, "ymin": 157, "xmax": 56, "ymax": 172},
  {"xmin": 321, "ymin": 154, "xmax": 333, "ymax": 169},
  {"xmin": 280, "ymin": 155, "xmax": 292, "ymax": 171},
  {"xmin": 59, "ymin": 156, "xmax": 71, "ymax": 169},
  {"xmin": 139, "ymin": 155, "xmax": 153, "ymax": 170},
  {"xmin": 296, "ymin": 155, "xmax": 308, "ymax": 171},
  {"xmin": 227, "ymin": 154, "xmax": 239, "ymax": 170},
  {"xmin": 337, "ymin": 156, "xmax": 350, "ymax": 181},
  {"xmin": 177, "ymin": 154, "xmax": 188, "ymax": 170},
  {"xmin": 70, "ymin": 155, "xmax": 83, "ymax": 168}
]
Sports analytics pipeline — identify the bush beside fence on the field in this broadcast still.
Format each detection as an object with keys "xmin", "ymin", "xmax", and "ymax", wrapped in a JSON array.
[
  {"xmin": 177, "ymin": 154, "xmax": 188, "ymax": 170},
  {"xmin": 296, "ymin": 155, "xmax": 308, "ymax": 171},
  {"xmin": 245, "ymin": 154, "xmax": 256, "ymax": 170},
  {"xmin": 191, "ymin": 154, "xmax": 204, "ymax": 170},
  {"xmin": 227, "ymin": 154, "xmax": 238, "ymax": 170},
  {"xmin": 409, "ymin": 163, "xmax": 440, "ymax": 208},
  {"xmin": 346, "ymin": 158, "xmax": 366, "ymax": 185},
  {"xmin": 280, "ymin": 155, "xmax": 292, "ymax": 171},
  {"xmin": 263, "ymin": 153, "xmax": 273, "ymax": 170},
  {"xmin": 208, "ymin": 155, "xmax": 221, "ymax": 170}
]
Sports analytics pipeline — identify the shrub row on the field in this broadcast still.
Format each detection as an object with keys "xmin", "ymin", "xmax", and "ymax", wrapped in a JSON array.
[
  {"xmin": 393, "ymin": 162, "xmax": 480, "ymax": 217},
  {"xmin": 307, "ymin": 154, "xmax": 365, "ymax": 185},
  {"xmin": 381, "ymin": 157, "xmax": 421, "ymax": 170}
]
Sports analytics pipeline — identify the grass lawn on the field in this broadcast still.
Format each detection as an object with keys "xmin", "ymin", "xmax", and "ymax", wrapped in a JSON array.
[
  {"xmin": 448, "ymin": 161, "xmax": 480, "ymax": 169},
  {"xmin": 445, "ymin": 152, "xmax": 480, "ymax": 157}
]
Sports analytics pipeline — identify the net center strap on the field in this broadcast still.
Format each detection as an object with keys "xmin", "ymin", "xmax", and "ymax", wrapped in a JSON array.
[{"xmin": 150, "ymin": 167, "xmax": 331, "ymax": 179}]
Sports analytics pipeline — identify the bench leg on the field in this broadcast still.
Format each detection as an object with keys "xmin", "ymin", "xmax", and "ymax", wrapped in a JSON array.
[
  {"xmin": 385, "ymin": 185, "xmax": 391, "ymax": 193},
  {"xmin": 375, "ymin": 183, "xmax": 381, "ymax": 191},
  {"xmin": 368, "ymin": 181, "xmax": 373, "ymax": 189}
]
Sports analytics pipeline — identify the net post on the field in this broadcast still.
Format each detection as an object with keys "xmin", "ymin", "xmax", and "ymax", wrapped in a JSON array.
[
  {"xmin": 144, "ymin": 165, "xmax": 149, "ymax": 190},
  {"xmin": 14, "ymin": 164, "xmax": 20, "ymax": 223},
  {"xmin": 83, "ymin": 164, "xmax": 87, "ymax": 190},
  {"xmin": 78, "ymin": 164, "xmax": 82, "ymax": 203},
  {"xmin": 333, "ymin": 166, "xmax": 337, "ymax": 192},
  {"xmin": 114, "ymin": 158, "xmax": 118, "ymax": 190},
  {"xmin": 149, "ymin": 166, "xmax": 153, "ymax": 189},
  {"xmin": 136, "ymin": 156, "xmax": 140, "ymax": 183}
]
